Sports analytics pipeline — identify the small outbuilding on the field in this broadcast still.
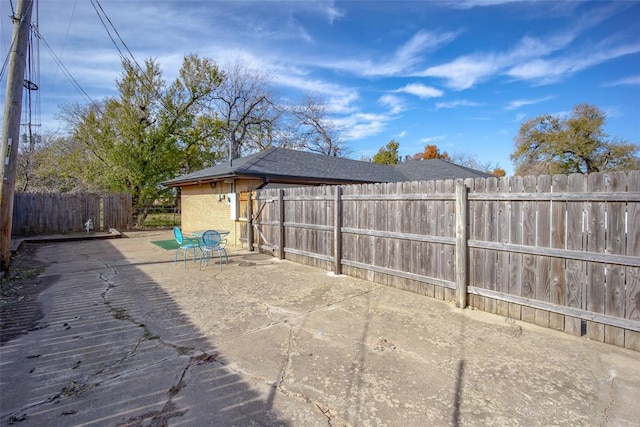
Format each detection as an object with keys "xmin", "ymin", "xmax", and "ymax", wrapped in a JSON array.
[{"xmin": 161, "ymin": 147, "xmax": 489, "ymax": 246}]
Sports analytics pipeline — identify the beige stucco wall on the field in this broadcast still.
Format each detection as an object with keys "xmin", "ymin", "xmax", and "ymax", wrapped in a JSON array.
[{"xmin": 180, "ymin": 178, "xmax": 262, "ymax": 246}]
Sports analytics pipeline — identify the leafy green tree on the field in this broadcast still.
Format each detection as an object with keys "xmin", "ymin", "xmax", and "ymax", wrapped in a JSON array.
[
  {"xmin": 511, "ymin": 103, "xmax": 639, "ymax": 175},
  {"xmin": 373, "ymin": 140, "xmax": 400, "ymax": 164},
  {"xmin": 66, "ymin": 55, "xmax": 225, "ymax": 227}
]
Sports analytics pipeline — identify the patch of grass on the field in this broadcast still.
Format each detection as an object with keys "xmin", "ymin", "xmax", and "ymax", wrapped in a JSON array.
[
  {"xmin": 143, "ymin": 213, "xmax": 180, "ymax": 229},
  {"xmin": 168, "ymin": 381, "xmax": 185, "ymax": 396},
  {"xmin": 175, "ymin": 346, "xmax": 193, "ymax": 355},
  {"xmin": 112, "ymin": 308, "xmax": 130, "ymax": 320},
  {"xmin": 142, "ymin": 326, "xmax": 159, "ymax": 340}
]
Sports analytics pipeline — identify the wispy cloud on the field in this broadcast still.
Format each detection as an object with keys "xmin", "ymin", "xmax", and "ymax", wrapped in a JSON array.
[
  {"xmin": 336, "ymin": 112, "xmax": 393, "ymax": 140},
  {"xmin": 419, "ymin": 134, "xmax": 447, "ymax": 143},
  {"xmin": 435, "ymin": 100, "xmax": 481, "ymax": 110},
  {"xmin": 323, "ymin": 30, "xmax": 457, "ymax": 77},
  {"xmin": 505, "ymin": 96, "xmax": 554, "ymax": 110},
  {"xmin": 513, "ymin": 113, "xmax": 527, "ymax": 123},
  {"xmin": 417, "ymin": 3, "xmax": 635, "ymax": 90},
  {"xmin": 321, "ymin": 0, "xmax": 346, "ymax": 24},
  {"xmin": 509, "ymin": 43, "xmax": 640, "ymax": 84},
  {"xmin": 396, "ymin": 83, "xmax": 444, "ymax": 99},
  {"xmin": 603, "ymin": 75, "xmax": 640, "ymax": 87},
  {"xmin": 449, "ymin": 0, "xmax": 525, "ymax": 9},
  {"xmin": 378, "ymin": 94, "xmax": 406, "ymax": 114},
  {"xmin": 417, "ymin": 32, "xmax": 575, "ymax": 90}
]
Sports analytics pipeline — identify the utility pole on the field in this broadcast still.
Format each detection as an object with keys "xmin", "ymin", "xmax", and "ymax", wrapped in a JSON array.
[{"xmin": 0, "ymin": 0, "xmax": 33, "ymax": 275}]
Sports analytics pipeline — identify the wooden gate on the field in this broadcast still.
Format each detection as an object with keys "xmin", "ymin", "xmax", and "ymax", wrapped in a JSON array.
[{"xmin": 246, "ymin": 190, "xmax": 281, "ymax": 254}]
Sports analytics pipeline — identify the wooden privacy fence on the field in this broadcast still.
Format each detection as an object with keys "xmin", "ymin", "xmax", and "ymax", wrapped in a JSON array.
[
  {"xmin": 12, "ymin": 192, "xmax": 132, "ymax": 236},
  {"xmin": 248, "ymin": 171, "xmax": 640, "ymax": 351}
]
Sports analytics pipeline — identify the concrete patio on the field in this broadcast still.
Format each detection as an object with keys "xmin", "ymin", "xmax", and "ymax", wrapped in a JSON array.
[{"xmin": 1, "ymin": 230, "xmax": 639, "ymax": 426}]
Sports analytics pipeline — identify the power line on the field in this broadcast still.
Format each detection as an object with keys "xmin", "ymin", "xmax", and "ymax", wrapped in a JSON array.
[
  {"xmin": 89, "ymin": 0, "xmax": 180, "ymax": 123},
  {"xmin": 0, "ymin": 8, "xmax": 23, "ymax": 81},
  {"xmin": 31, "ymin": 25, "xmax": 101, "ymax": 112},
  {"xmin": 52, "ymin": 0, "xmax": 77, "ymax": 85}
]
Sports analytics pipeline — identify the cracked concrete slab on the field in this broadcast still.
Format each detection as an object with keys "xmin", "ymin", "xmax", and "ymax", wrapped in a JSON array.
[{"xmin": 1, "ymin": 230, "xmax": 639, "ymax": 426}]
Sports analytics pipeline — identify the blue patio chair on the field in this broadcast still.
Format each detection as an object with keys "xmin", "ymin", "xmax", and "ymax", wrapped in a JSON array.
[
  {"xmin": 200, "ymin": 230, "xmax": 229, "ymax": 271},
  {"xmin": 173, "ymin": 227, "xmax": 202, "ymax": 268}
]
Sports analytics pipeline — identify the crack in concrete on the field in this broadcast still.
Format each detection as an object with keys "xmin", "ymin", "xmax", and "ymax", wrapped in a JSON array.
[
  {"xmin": 599, "ymin": 375, "xmax": 616, "ymax": 427},
  {"xmin": 5, "ymin": 251, "xmax": 217, "ymax": 424},
  {"xmin": 114, "ymin": 401, "xmax": 187, "ymax": 427},
  {"xmin": 215, "ymin": 285, "xmax": 383, "ymax": 346},
  {"xmin": 278, "ymin": 327, "xmax": 293, "ymax": 389},
  {"xmin": 205, "ymin": 285, "xmax": 384, "ymax": 425}
]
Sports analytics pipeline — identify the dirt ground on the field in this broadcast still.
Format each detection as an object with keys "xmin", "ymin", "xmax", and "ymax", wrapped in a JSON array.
[{"xmin": 0, "ymin": 244, "xmax": 50, "ymax": 344}]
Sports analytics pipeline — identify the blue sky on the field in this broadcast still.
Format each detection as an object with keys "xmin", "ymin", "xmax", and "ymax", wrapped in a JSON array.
[{"xmin": 1, "ymin": 0, "xmax": 639, "ymax": 175}]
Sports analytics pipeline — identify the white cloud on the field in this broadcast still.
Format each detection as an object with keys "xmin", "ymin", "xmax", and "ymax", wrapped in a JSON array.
[
  {"xmin": 321, "ymin": 30, "xmax": 457, "ymax": 77},
  {"xmin": 603, "ymin": 75, "xmax": 640, "ymax": 87},
  {"xmin": 396, "ymin": 83, "xmax": 443, "ymax": 99},
  {"xmin": 434, "ymin": 100, "xmax": 481, "ymax": 110},
  {"xmin": 507, "ymin": 41, "xmax": 640, "ymax": 84},
  {"xmin": 513, "ymin": 113, "xmax": 527, "ymax": 123},
  {"xmin": 378, "ymin": 94, "xmax": 406, "ymax": 114},
  {"xmin": 450, "ymin": 0, "xmax": 524, "ymax": 9},
  {"xmin": 505, "ymin": 96, "xmax": 554, "ymax": 110},
  {"xmin": 335, "ymin": 112, "xmax": 392, "ymax": 140},
  {"xmin": 419, "ymin": 55, "xmax": 501, "ymax": 90},
  {"xmin": 419, "ymin": 135, "xmax": 447, "ymax": 143}
]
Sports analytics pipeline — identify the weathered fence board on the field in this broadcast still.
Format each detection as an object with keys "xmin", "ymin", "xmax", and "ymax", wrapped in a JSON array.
[
  {"xmin": 549, "ymin": 174, "xmax": 567, "ymax": 331},
  {"xmin": 566, "ymin": 174, "xmax": 586, "ymax": 336},
  {"xmin": 605, "ymin": 171, "xmax": 626, "ymax": 346},
  {"xmin": 586, "ymin": 173, "xmax": 606, "ymax": 341},
  {"xmin": 509, "ymin": 176, "xmax": 524, "ymax": 320},
  {"xmin": 626, "ymin": 171, "xmax": 640, "ymax": 350},
  {"xmin": 535, "ymin": 175, "xmax": 551, "ymax": 327},
  {"xmin": 12, "ymin": 192, "xmax": 131, "ymax": 236},
  {"xmin": 250, "ymin": 171, "xmax": 640, "ymax": 351},
  {"xmin": 496, "ymin": 176, "xmax": 511, "ymax": 317}
]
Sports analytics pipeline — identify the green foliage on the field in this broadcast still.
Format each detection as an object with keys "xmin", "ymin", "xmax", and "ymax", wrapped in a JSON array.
[
  {"xmin": 64, "ymin": 55, "xmax": 225, "ymax": 227},
  {"xmin": 373, "ymin": 140, "xmax": 400, "ymax": 165},
  {"xmin": 511, "ymin": 103, "xmax": 639, "ymax": 175},
  {"xmin": 142, "ymin": 212, "xmax": 180, "ymax": 228}
]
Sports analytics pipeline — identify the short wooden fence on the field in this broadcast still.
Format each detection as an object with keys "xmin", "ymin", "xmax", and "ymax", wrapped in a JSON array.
[
  {"xmin": 12, "ymin": 192, "xmax": 132, "ymax": 236},
  {"xmin": 248, "ymin": 171, "xmax": 640, "ymax": 351}
]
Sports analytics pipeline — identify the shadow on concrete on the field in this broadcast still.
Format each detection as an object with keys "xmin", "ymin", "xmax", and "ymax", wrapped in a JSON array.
[{"xmin": 0, "ymin": 239, "xmax": 291, "ymax": 426}]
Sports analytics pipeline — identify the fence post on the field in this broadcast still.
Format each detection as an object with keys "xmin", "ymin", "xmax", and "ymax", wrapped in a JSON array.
[
  {"xmin": 278, "ymin": 189, "xmax": 285, "ymax": 260},
  {"xmin": 455, "ymin": 181, "xmax": 468, "ymax": 308},
  {"xmin": 247, "ymin": 191, "xmax": 254, "ymax": 252},
  {"xmin": 334, "ymin": 186, "xmax": 343, "ymax": 275}
]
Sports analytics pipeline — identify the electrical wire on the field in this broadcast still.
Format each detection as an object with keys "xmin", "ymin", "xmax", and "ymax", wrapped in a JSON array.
[
  {"xmin": 31, "ymin": 25, "xmax": 101, "ymax": 112},
  {"xmin": 0, "ymin": 0, "xmax": 32, "ymax": 81},
  {"xmin": 52, "ymin": 0, "xmax": 77, "ymax": 85},
  {"xmin": 89, "ymin": 0, "xmax": 179, "ymax": 121}
]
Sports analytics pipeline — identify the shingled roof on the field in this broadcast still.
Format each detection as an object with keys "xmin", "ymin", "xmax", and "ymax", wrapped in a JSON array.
[{"xmin": 162, "ymin": 147, "xmax": 489, "ymax": 187}]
